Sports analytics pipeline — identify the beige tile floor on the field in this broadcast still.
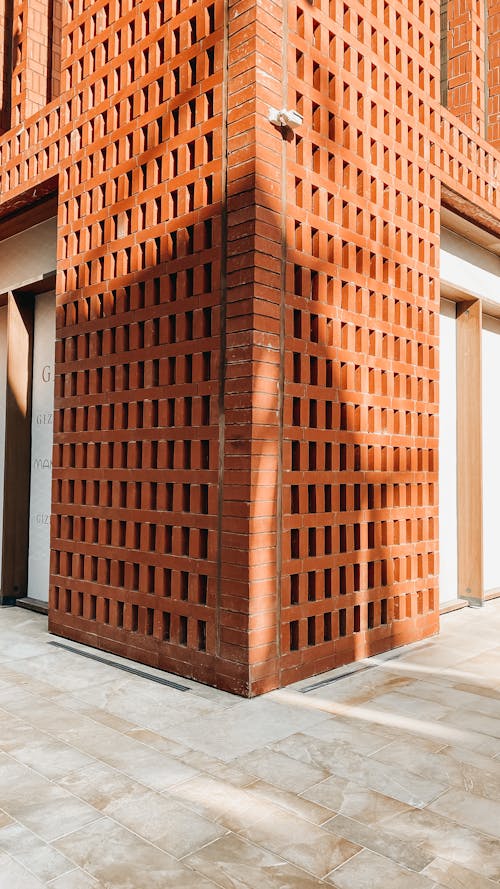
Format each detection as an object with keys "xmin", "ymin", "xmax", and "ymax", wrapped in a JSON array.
[{"xmin": 0, "ymin": 604, "xmax": 500, "ymax": 887}]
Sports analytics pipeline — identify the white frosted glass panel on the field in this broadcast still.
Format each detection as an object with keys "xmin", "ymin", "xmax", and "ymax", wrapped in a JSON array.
[
  {"xmin": 27, "ymin": 292, "xmax": 55, "ymax": 603},
  {"xmin": 482, "ymin": 315, "xmax": 500, "ymax": 593},
  {"xmin": 439, "ymin": 299, "xmax": 458, "ymax": 605}
]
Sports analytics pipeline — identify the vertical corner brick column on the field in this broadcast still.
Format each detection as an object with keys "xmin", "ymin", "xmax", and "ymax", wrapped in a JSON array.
[
  {"xmin": 447, "ymin": 0, "xmax": 487, "ymax": 135},
  {"xmin": 247, "ymin": 0, "xmax": 284, "ymax": 695},
  {"xmin": 8, "ymin": 0, "xmax": 54, "ymax": 126},
  {"xmin": 221, "ymin": 0, "xmax": 284, "ymax": 695},
  {"xmin": 487, "ymin": 0, "xmax": 500, "ymax": 148},
  {"xmin": 49, "ymin": 0, "xmax": 62, "ymax": 102},
  {"xmin": 25, "ymin": 0, "xmax": 53, "ymax": 117},
  {"xmin": 10, "ymin": 0, "xmax": 28, "ymax": 127},
  {"xmin": 0, "ymin": 2, "xmax": 12, "ymax": 132}
]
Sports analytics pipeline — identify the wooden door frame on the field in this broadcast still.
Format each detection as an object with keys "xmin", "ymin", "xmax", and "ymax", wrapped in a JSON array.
[
  {"xmin": 456, "ymin": 298, "xmax": 484, "ymax": 606},
  {"xmin": 0, "ymin": 275, "xmax": 56, "ymax": 605}
]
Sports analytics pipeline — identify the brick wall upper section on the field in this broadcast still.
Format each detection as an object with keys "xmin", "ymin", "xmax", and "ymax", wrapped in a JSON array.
[
  {"xmin": 488, "ymin": 0, "xmax": 500, "ymax": 149},
  {"xmin": 446, "ymin": 0, "xmax": 486, "ymax": 136}
]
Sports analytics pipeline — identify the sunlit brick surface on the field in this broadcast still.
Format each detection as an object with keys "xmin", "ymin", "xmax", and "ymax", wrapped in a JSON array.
[
  {"xmin": 279, "ymin": 0, "xmax": 441, "ymax": 686},
  {"xmin": 0, "ymin": 0, "xmax": 498, "ymax": 694}
]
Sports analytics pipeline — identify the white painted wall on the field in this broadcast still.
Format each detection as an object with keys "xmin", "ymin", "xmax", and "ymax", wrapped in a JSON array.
[
  {"xmin": 482, "ymin": 315, "xmax": 500, "ymax": 593},
  {"xmin": 27, "ymin": 292, "xmax": 55, "ymax": 603},
  {"xmin": 439, "ymin": 299, "xmax": 458, "ymax": 605},
  {"xmin": 441, "ymin": 227, "xmax": 500, "ymax": 307}
]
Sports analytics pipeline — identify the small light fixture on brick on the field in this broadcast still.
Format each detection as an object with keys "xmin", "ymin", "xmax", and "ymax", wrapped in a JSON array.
[{"xmin": 269, "ymin": 107, "xmax": 303, "ymax": 129}]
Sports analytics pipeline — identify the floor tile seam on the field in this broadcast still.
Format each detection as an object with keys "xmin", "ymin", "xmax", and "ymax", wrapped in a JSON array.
[
  {"xmin": 56, "ymin": 756, "xmax": 208, "ymax": 814},
  {"xmin": 324, "ymin": 845, "xmax": 437, "ymax": 886},
  {"xmin": 322, "ymin": 844, "xmax": 366, "ymax": 882},
  {"xmin": 369, "ymin": 745, "xmax": 500, "ymax": 796},
  {"xmin": 336, "ymin": 766, "xmax": 444, "ymax": 810},
  {"xmin": 432, "ymin": 698, "xmax": 500, "ymax": 724},
  {"xmin": 0, "ymin": 809, "xmax": 102, "ymax": 885},
  {"xmin": 209, "ymin": 774, "xmax": 334, "ymax": 829},
  {"xmin": 361, "ymin": 735, "xmax": 398, "ymax": 756},
  {"xmin": 97, "ymin": 746, "xmax": 204, "ymax": 793},
  {"xmin": 231, "ymin": 807, "xmax": 366, "ymax": 879},
  {"xmin": 322, "ymin": 811, "xmax": 435, "ymax": 873},
  {"xmin": 91, "ymin": 808, "xmax": 232, "ymax": 875},
  {"xmin": 295, "ymin": 638, "xmax": 439, "ymax": 694},
  {"xmin": 373, "ymin": 661, "xmax": 492, "ymax": 685},
  {"xmin": 157, "ymin": 774, "xmax": 285, "ymax": 828},
  {"xmin": 46, "ymin": 815, "xmax": 127, "ymax": 883},
  {"xmin": 280, "ymin": 691, "xmax": 457, "ymax": 743},
  {"xmin": 138, "ymin": 772, "xmax": 234, "ymax": 811},
  {"xmin": 391, "ymin": 678, "xmax": 500, "ymax": 706},
  {"xmin": 376, "ymin": 685, "xmax": 460, "ymax": 710},
  {"xmin": 46, "ymin": 636, "xmax": 242, "ymax": 708},
  {"xmin": 0, "ymin": 722, "xmax": 103, "ymax": 775},
  {"xmin": 430, "ymin": 735, "xmax": 500, "ymax": 761},
  {"xmin": 242, "ymin": 781, "xmax": 335, "ymax": 827},
  {"xmin": 0, "ymin": 648, "xmax": 237, "ymax": 716},
  {"xmin": 123, "ymin": 726, "xmax": 191, "ymax": 755},
  {"xmin": 452, "ymin": 683, "xmax": 500, "ymax": 703},
  {"xmin": 2, "ymin": 666, "xmax": 191, "ymax": 709},
  {"xmin": 353, "ymin": 706, "xmax": 498, "ymax": 751},
  {"xmin": 0, "ymin": 689, "xmax": 208, "ymax": 775},
  {"xmin": 297, "ymin": 774, "xmax": 356, "ymax": 812},
  {"xmin": 0, "ymin": 747, "xmax": 189, "ymax": 854},
  {"xmin": 420, "ymin": 857, "xmax": 500, "ymax": 888},
  {"xmin": 47, "ymin": 640, "xmax": 195, "ymax": 694},
  {"xmin": 235, "ymin": 742, "xmax": 337, "ymax": 793},
  {"xmin": 0, "ymin": 831, "xmax": 51, "ymax": 886},
  {"xmin": 425, "ymin": 779, "xmax": 500, "ymax": 811},
  {"xmin": 0, "ymin": 747, "xmax": 105, "ymax": 798},
  {"xmin": 0, "ymin": 703, "xmax": 29, "ymax": 724},
  {"xmin": 44, "ymin": 867, "xmax": 84, "ymax": 887},
  {"xmin": 272, "ymin": 725, "xmax": 397, "ymax": 759},
  {"xmin": 434, "ymin": 710, "xmax": 500, "ymax": 743},
  {"xmin": 276, "ymin": 750, "xmax": 438, "ymax": 807},
  {"xmin": 182, "ymin": 827, "xmax": 355, "ymax": 885},
  {"xmin": 408, "ymin": 795, "xmax": 500, "ymax": 846},
  {"xmin": 279, "ymin": 739, "xmax": 447, "ymax": 801},
  {"xmin": 45, "ymin": 867, "xmax": 99, "ymax": 888}
]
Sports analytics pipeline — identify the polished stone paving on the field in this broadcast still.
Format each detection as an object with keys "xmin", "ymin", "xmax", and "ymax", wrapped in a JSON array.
[{"xmin": 0, "ymin": 603, "xmax": 500, "ymax": 886}]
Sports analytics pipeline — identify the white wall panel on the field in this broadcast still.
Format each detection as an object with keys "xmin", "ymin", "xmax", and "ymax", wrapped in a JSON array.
[
  {"xmin": 27, "ymin": 292, "xmax": 55, "ymax": 602},
  {"xmin": 439, "ymin": 299, "xmax": 458, "ymax": 605},
  {"xmin": 482, "ymin": 315, "xmax": 500, "ymax": 593},
  {"xmin": 441, "ymin": 228, "xmax": 500, "ymax": 306}
]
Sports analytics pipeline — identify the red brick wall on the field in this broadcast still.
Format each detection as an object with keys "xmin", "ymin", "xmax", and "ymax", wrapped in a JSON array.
[
  {"xmin": 50, "ymin": 0, "xmax": 237, "ymax": 690},
  {"xmin": 487, "ymin": 0, "xmax": 500, "ymax": 148},
  {"xmin": 0, "ymin": 0, "xmax": 497, "ymax": 695},
  {"xmin": 447, "ymin": 0, "xmax": 486, "ymax": 135},
  {"xmin": 0, "ymin": 0, "xmax": 61, "ymax": 131},
  {"xmin": 220, "ymin": 0, "xmax": 285, "ymax": 695},
  {"xmin": 0, "ymin": 2, "xmax": 11, "ymax": 132},
  {"xmin": 275, "ymin": 0, "xmax": 441, "ymax": 689},
  {"xmin": 10, "ymin": 0, "xmax": 29, "ymax": 128}
]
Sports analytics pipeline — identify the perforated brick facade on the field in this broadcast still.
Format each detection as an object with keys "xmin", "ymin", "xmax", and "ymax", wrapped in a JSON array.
[{"xmin": 0, "ymin": 0, "xmax": 499, "ymax": 695}]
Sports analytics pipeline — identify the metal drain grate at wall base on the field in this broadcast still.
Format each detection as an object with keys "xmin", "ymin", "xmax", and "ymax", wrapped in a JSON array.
[
  {"xmin": 48, "ymin": 640, "xmax": 190, "ymax": 691},
  {"xmin": 299, "ymin": 641, "xmax": 434, "ymax": 694}
]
